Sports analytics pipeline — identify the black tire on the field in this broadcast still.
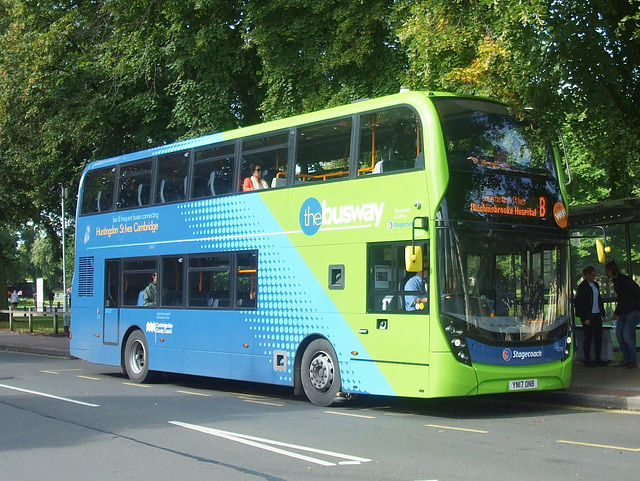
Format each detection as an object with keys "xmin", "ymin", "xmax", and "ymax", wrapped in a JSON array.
[
  {"xmin": 123, "ymin": 330, "xmax": 152, "ymax": 383},
  {"xmin": 300, "ymin": 338, "xmax": 341, "ymax": 406}
]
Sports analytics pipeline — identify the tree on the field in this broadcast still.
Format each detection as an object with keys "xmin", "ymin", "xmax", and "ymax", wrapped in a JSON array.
[
  {"xmin": 1, "ymin": 0, "xmax": 639, "ymax": 306},
  {"xmin": 243, "ymin": 0, "xmax": 406, "ymax": 118},
  {"xmin": 397, "ymin": 0, "xmax": 640, "ymax": 204},
  {"xmin": 0, "ymin": 0, "xmax": 266, "ymax": 301}
]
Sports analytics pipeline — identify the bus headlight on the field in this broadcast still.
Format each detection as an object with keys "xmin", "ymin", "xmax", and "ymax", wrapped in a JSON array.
[
  {"xmin": 561, "ymin": 326, "xmax": 573, "ymax": 362},
  {"xmin": 442, "ymin": 318, "xmax": 471, "ymax": 366}
]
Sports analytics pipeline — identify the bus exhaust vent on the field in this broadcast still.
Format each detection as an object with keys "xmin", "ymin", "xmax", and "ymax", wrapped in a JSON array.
[{"xmin": 78, "ymin": 256, "xmax": 95, "ymax": 297}]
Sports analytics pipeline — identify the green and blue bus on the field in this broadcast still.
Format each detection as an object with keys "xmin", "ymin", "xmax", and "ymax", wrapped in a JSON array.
[{"xmin": 71, "ymin": 91, "xmax": 572, "ymax": 406}]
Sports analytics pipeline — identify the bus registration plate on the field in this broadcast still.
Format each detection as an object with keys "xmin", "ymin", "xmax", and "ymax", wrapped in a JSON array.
[{"xmin": 509, "ymin": 379, "xmax": 538, "ymax": 391}]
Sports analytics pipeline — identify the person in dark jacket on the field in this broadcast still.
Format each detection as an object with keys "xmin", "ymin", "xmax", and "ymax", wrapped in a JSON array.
[
  {"xmin": 574, "ymin": 266, "xmax": 606, "ymax": 367},
  {"xmin": 605, "ymin": 261, "xmax": 640, "ymax": 368}
]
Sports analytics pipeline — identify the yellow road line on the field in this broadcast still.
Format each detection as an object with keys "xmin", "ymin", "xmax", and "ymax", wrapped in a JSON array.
[
  {"xmin": 426, "ymin": 424, "xmax": 489, "ymax": 434},
  {"xmin": 41, "ymin": 369, "xmax": 83, "ymax": 373},
  {"xmin": 242, "ymin": 398, "xmax": 284, "ymax": 407},
  {"xmin": 123, "ymin": 382, "xmax": 150, "ymax": 388},
  {"xmin": 558, "ymin": 440, "xmax": 640, "ymax": 452},
  {"xmin": 324, "ymin": 410, "xmax": 376, "ymax": 419},
  {"xmin": 177, "ymin": 390, "xmax": 211, "ymax": 397},
  {"xmin": 77, "ymin": 375, "xmax": 101, "ymax": 381}
]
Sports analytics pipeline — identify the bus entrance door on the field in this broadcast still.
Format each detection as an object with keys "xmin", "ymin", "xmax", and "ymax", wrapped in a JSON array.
[{"xmin": 103, "ymin": 260, "xmax": 120, "ymax": 344}]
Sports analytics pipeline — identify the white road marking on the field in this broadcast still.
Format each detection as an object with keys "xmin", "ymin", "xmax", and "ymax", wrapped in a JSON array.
[
  {"xmin": 0, "ymin": 383, "xmax": 100, "ymax": 407},
  {"xmin": 170, "ymin": 421, "xmax": 372, "ymax": 466}
]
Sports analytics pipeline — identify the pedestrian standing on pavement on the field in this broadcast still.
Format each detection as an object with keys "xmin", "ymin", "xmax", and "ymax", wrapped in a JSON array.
[
  {"xmin": 10, "ymin": 290, "xmax": 19, "ymax": 309},
  {"xmin": 605, "ymin": 260, "xmax": 640, "ymax": 369},
  {"xmin": 574, "ymin": 266, "xmax": 607, "ymax": 367}
]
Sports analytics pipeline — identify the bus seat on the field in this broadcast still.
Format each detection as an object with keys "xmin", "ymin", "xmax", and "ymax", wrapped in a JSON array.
[
  {"xmin": 160, "ymin": 179, "xmax": 183, "ymax": 203},
  {"xmin": 192, "ymin": 176, "xmax": 208, "ymax": 198},
  {"xmin": 119, "ymin": 189, "xmax": 137, "ymax": 208},
  {"xmin": 208, "ymin": 171, "xmax": 216, "ymax": 196},
  {"xmin": 97, "ymin": 191, "xmax": 104, "ymax": 212},
  {"xmin": 137, "ymin": 184, "xmax": 148, "ymax": 206},
  {"xmin": 271, "ymin": 177, "xmax": 286, "ymax": 188},
  {"xmin": 373, "ymin": 161, "xmax": 385, "ymax": 174},
  {"xmin": 137, "ymin": 290, "xmax": 145, "ymax": 306}
]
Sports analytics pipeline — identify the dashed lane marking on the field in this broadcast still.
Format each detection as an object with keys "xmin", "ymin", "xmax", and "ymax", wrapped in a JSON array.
[
  {"xmin": 324, "ymin": 410, "xmax": 376, "ymax": 419},
  {"xmin": 241, "ymin": 398, "xmax": 285, "ymax": 407},
  {"xmin": 426, "ymin": 424, "xmax": 490, "ymax": 434},
  {"xmin": 557, "ymin": 440, "xmax": 640, "ymax": 452},
  {"xmin": 177, "ymin": 390, "xmax": 212, "ymax": 397},
  {"xmin": 40, "ymin": 369, "xmax": 83, "ymax": 375}
]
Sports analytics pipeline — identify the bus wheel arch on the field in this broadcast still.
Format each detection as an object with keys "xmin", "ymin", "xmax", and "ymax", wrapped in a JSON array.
[
  {"xmin": 296, "ymin": 336, "xmax": 342, "ymax": 407},
  {"xmin": 122, "ymin": 328, "xmax": 153, "ymax": 383}
]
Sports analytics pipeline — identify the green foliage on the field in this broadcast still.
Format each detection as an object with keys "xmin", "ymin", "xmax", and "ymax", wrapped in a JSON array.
[
  {"xmin": 0, "ymin": 0, "xmax": 639, "ymax": 296},
  {"xmin": 244, "ymin": 0, "xmax": 406, "ymax": 118},
  {"xmin": 397, "ymin": 0, "xmax": 640, "ymax": 205}
]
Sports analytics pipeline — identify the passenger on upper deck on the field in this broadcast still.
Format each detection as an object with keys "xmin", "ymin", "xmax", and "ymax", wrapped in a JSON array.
[{"xmin": 242, "ymin": 163, "xmax": 269, "ymax": 191}]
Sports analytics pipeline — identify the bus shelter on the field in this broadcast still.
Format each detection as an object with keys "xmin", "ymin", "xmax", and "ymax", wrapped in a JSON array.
[{"xmin": 569, "ymin": 198, "xmax": 640, "ymax": 360}]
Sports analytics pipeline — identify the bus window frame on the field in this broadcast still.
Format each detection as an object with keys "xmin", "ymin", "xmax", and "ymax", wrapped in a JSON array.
[{"xmin": 78, "ymin": 105, "xmax": 425, "ymax": 217}]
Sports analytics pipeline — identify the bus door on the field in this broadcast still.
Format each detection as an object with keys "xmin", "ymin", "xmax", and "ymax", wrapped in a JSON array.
[
  {"xmin": 103, "ymin": 260, "xmax": 120, "ymax": 344},
  {"xmin": 366, "ymin": 242, "xmax": 431, "ymax": 364}
]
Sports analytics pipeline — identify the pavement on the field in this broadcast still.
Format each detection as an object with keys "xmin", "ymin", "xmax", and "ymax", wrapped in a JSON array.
[{"xmin": 1, "ymin": 329, "xmax": 640, "ymax": 411}]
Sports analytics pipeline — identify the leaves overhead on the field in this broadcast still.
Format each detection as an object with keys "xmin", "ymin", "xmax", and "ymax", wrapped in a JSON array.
[{"xmin": 0, "ymin": 0, "xmax": 638, "ymax": 232}]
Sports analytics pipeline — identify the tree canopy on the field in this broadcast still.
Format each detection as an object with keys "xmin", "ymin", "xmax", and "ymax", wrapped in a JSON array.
[{"xmin": 0, "ymin": 0, "xmax": 638, "ymax": 291}]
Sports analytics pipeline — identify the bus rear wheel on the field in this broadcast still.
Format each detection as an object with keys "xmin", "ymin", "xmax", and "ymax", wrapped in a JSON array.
[
  {"xmin": 301, "ymin": 339, "xmax": 341, "ymax": 406},
  {"xmin": 123, "ymin": 330, "xmax": 152, "ymax": 383}
]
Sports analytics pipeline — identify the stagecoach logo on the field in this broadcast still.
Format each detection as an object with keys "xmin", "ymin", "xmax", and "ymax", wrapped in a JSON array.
[
  {"xmin": 299, "ymin": 197, "xmax": 385, "ymax": 236},
  {"xmin": 502, "ymin": 347, "xmax": 544, "ymax": 362}
]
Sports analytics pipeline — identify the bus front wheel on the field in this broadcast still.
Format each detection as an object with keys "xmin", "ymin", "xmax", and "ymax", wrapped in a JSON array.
[
  {"xmin": 123, "ymin": 330, "xmax": 152, "ymax": 383},
  {"xmin": 301, "ymin": 339, "xmax": 341, "ymax": 406}
]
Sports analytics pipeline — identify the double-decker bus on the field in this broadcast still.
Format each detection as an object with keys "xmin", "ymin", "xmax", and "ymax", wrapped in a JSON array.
[{"xmin": 71, "ymin": 91, "xmax": 572, "ymax": 406}]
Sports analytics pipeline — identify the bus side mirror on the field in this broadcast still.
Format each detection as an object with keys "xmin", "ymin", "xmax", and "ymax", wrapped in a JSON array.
[
  {"xmin": 405, "ymin": 245, "xmax": 423, "ymax": 272},
  {"xmin": 596, "ymin": 239, "xmax": 611, "ymax": 264}
]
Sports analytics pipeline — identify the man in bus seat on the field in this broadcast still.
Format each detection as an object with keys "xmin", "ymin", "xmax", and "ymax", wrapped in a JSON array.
[
  {"xmin": 404, "ymin": 260, "xmax": 429, "ymax": 311},
  {"xmin": 143, "ymin": 273, "xmax": 157, "ymax": 306}
]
